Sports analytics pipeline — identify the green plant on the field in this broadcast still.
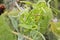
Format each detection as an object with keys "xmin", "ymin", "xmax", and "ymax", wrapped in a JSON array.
[
  {"xmin": 8, "ymin": 0, "xmax": 53, "ymax": 40},
  {"xmin": 0, "ymin": 0, "xmax": 60, "ymax": 40}
]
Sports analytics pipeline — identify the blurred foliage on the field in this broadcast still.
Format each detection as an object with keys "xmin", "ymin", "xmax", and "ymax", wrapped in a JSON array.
[
  {"xmin": 0, "ymin": 14, "xmax": 17, "ymax": 40},
  {"xmin": 0, "ymin": 0, "xmax": 3, "ymax": 3},
  {"xmin": 50, "ymin": 22, "xmax": 60, "ymax": 37},
  {"xmin": 0, "ymin": 0, "xmax": 60, "ymax": 40}
]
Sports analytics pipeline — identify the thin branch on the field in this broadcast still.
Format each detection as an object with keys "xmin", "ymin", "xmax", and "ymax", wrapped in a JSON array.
[
  {"xmin": 15, "ymin": 2, "xmax": 21, "ymax": 11},
  {"xmin": 12, "ymin": 31, "xmax": 33, "ymax": 40}
]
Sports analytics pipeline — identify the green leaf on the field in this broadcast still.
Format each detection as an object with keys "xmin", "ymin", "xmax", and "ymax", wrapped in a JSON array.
[
  {"xmin": 50, "ymin": 22, "xmax": 60, "ymax": 37},
  {"xmin": 0, "ymin": 15, "xmax": 16, "ymax": 40}
]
